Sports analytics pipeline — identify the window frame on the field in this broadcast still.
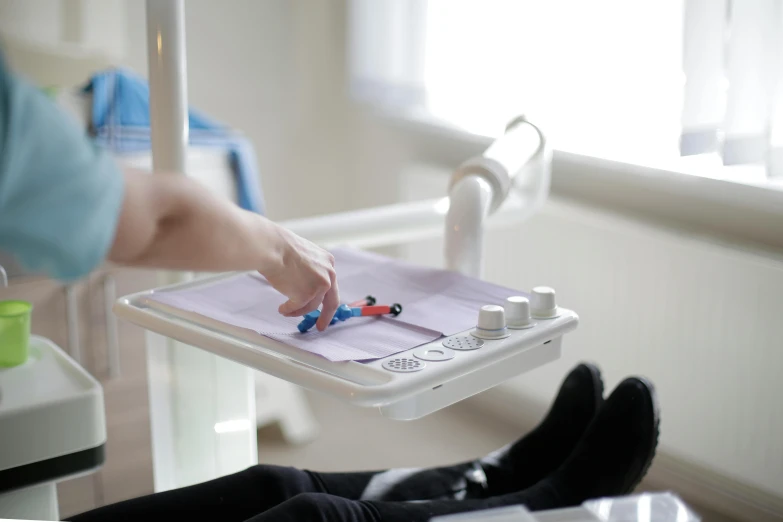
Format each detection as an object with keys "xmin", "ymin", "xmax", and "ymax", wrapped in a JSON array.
[
  {"xmin": 345, "ymin": 0, "xmax": 783, "ymax": 253},
  {"xmin": 364, "ymin": 105, "xmax": 783, "ymax": 254}
]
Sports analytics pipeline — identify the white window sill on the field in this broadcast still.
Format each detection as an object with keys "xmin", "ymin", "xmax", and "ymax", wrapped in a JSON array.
[{"xmin": 368, "ymin": 106, "xmax": 783, "ymax": 252}]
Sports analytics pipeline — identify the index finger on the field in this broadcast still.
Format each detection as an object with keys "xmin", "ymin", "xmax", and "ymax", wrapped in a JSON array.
[{"xmin": 315, "ymin": 275, "xmax": 340, "ymax": 331}]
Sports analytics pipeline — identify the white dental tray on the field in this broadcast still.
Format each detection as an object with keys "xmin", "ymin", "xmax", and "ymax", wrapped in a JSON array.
[{"xmin": 114, "ymin": 273, "xmax": 579, "ymax": 420}]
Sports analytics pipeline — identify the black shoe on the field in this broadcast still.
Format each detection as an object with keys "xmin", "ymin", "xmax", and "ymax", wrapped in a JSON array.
[
  {"xmin": 477, "ymin": 362, "xmax": 605, "ymax": 497},
  {"xmin": 362, "ymin": 363, "xmax": 604, "ymax": 501},
  {"xmin": 517, "ymin": 376, "xmax": 660, "ymax": 510}
]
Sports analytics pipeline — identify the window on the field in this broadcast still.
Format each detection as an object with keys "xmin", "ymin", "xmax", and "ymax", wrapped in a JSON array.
[
  {"xmin": 349, "ymin": 0, "xmax": 783, "ymax": 184},
  {"xmin": 423, "ymin": 0, "xmax": 683, "ymax": 163}
]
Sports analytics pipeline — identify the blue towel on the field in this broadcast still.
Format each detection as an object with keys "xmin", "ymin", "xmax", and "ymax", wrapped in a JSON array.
[{"xmin": 83, "ymin": 68, "xmax": 265, "ymax": 214}]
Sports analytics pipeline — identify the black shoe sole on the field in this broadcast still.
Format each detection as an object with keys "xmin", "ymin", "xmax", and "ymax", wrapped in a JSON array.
[
  {"xmin": 580, "ymin": 362, "xmax": 605, "ymax": 413},
  {"xmin": 621, "ymin": 376, "xmax": 661, "ymax": 494}
]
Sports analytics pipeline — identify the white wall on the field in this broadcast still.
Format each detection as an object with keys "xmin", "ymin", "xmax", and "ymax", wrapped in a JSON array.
[
  {"xmin": 122, "ymin": 0, "xmax": 362, "ymax": 221},
  {"xmin": 0, "ymin": 0, "xmax": 65, "ymax": 43},
  {"xmin": 397, "ymin": 164, "xmax": 783, "ymax": 516},
  {"xmin": 0, "ymin": 0, "xmax": 126, "ymax": 87},
  {"xmin": 121, "ymin": 0, "xmax": 410, "ymax": 221}
]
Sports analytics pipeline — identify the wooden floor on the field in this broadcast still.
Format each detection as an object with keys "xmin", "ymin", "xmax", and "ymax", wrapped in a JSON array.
[{"xmin": 257, "ymin": 392, "xmax": 519, "ymax": 472}]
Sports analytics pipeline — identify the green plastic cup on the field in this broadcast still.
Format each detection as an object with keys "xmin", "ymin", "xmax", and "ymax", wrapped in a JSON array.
[{"xmin": 0, "ymin": 300, "xmax": 33, "ymax": 367}]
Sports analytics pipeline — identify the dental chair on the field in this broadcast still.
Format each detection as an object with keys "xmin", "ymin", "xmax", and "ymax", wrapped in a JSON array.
[{"xmin": 21, "ymin": 2, "xmax": 692, "ymax": 521}]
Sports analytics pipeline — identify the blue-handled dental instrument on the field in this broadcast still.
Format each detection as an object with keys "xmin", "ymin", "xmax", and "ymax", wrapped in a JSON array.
[{"xmin": 297, "ymin": 302, "xmax": 402, "ymax": 333}]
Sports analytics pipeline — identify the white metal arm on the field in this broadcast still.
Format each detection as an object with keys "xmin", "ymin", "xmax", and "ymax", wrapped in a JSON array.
[
  {"xmin": 444, "ymin": 117, "xmax": 549, "ymax": 276},
  {"xmin": 283, "ymin": 117, "xmax": 550, "ymax": 278}
]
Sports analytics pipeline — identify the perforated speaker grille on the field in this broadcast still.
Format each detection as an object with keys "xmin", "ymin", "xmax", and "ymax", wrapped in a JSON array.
[
  {"xmin": 382, "ymin": 357, "xmax": 426, "ymax": 373},
  {"xmin": 443, "ymin": 336, "xmax": 484, "ymax": 351}
]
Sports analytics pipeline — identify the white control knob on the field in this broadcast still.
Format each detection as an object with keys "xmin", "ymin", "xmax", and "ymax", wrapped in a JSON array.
[
  {"xmin": 531, "ymin": 286, "xmax": 560, "ymax": 319},
  {"xmin": 505, "ymin": 296, "xmax": 535, "ymax": 329},
  {"xmin": 472, "ymin": 305, "xmax": 510, "ymax": 340}
]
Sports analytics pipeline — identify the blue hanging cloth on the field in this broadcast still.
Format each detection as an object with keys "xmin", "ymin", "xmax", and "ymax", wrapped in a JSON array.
[{"xmin": 83, "ymin": 68, "xmax": 265, "ymax": 214}]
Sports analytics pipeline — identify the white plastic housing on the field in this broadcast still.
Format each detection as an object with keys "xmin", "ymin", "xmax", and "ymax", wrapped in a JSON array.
[
  {"xmin": 0, "ymin": 337, "xmax": 106, "ymax": 473},
  {"xmin": 449, "ymin": 116, "xmax": 549, "ymax": 214},
  {"xmin": 431, "ymin": 492, "xmax": 701, "ymax": 522},
  {"xmin": 114, "ymin": 276, "xmax": 579, "ymax": 420}
]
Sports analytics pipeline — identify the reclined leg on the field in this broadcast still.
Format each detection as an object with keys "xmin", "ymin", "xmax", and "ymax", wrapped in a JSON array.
[{"xmin": 68, "ymin": 465, "xmax": 328, "ymax": 522}]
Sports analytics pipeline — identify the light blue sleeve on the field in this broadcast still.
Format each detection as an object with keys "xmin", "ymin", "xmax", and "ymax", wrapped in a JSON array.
[{"xmin": 0, "ymin": 57, "xmax": 124, "ymax": 281}]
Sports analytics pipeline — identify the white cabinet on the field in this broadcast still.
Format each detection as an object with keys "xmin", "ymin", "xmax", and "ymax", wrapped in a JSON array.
[{"xmin": 0, "ymin": 268, "xmax": 158, "ymax": 518}]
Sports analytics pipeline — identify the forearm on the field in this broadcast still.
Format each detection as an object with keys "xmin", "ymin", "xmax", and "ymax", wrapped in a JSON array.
[
  {"xmin": 132, "ymin": 202, "xmax": 281, "ymax": 273},
  {"xmin": 109, "ymin": 170, "xmax": 283, "ymax": 273},
  {"xmin": 109, "ymin": 169, "xmax": 339, "ymax": 326}
]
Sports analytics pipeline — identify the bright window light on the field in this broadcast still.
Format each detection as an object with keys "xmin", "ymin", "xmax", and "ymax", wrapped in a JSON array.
[
  {"xmin": 433, "ymin": 196, "xmax": 450, "ymax": 214},
  {"xmin": 213, "ymin": 419, "xmax": 251, "ymax": 434},
  {"xmin": 423, "ymin": 0, "xmax": 685, "ymax": 163},
  {"xmin": 637, "ymin": 493, "xmax": 652, "ymax": 522}
]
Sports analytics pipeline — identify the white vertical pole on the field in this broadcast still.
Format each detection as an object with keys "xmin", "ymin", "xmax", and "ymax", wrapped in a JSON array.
[
  {"xmin": 144, "ymin": 0, "xmax": 257, "ymax": 492},
  {"xmin": 444, "ymin": 176, "xmax": 493, "ymax": 278},
  {"xmin": 146, "ymin": 0, "xmax": 188, "ymax": 178}
]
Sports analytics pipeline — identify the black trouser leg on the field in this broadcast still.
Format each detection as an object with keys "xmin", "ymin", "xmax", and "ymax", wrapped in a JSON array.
[
  {"xmin": 238, "ymin": 484, "xmax": 562, "ymax": 522},
  {"xmin": 243, "ymin": 492, "xmax": 382, "ymax": 522},
  {"xmin": 68, "ymin": 465, "xmax": 341, "ymax": 522},
  {"xmin": 67, "ymin": 463, "xmax": 559, "ymax": 522},
  {"xmin": 66, "ymin": 464, "xmax": 497, "ymax": 522}
]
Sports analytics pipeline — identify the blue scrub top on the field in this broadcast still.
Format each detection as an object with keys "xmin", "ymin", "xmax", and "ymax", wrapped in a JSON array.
[{"xmin": 0, "ymin": 56, "xmax": 124, "ymax": 281}]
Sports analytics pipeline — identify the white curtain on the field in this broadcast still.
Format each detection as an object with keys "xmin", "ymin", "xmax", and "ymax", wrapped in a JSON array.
[
  {"xmin": 681, "ymin": 0, "xmax": 783, "ymax": 177},
  {"xmin": 348, "ymin": 0, "xmax": 428, "ymax": 110},
  {"xmin": 350, "ymin": 0, "xmax": 783, "ymax": 178}
]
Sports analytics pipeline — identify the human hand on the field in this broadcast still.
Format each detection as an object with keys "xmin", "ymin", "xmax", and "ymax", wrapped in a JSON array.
[{"xmin": 261, "ymin": 224, "xmax": 339, "ymax": 331}]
